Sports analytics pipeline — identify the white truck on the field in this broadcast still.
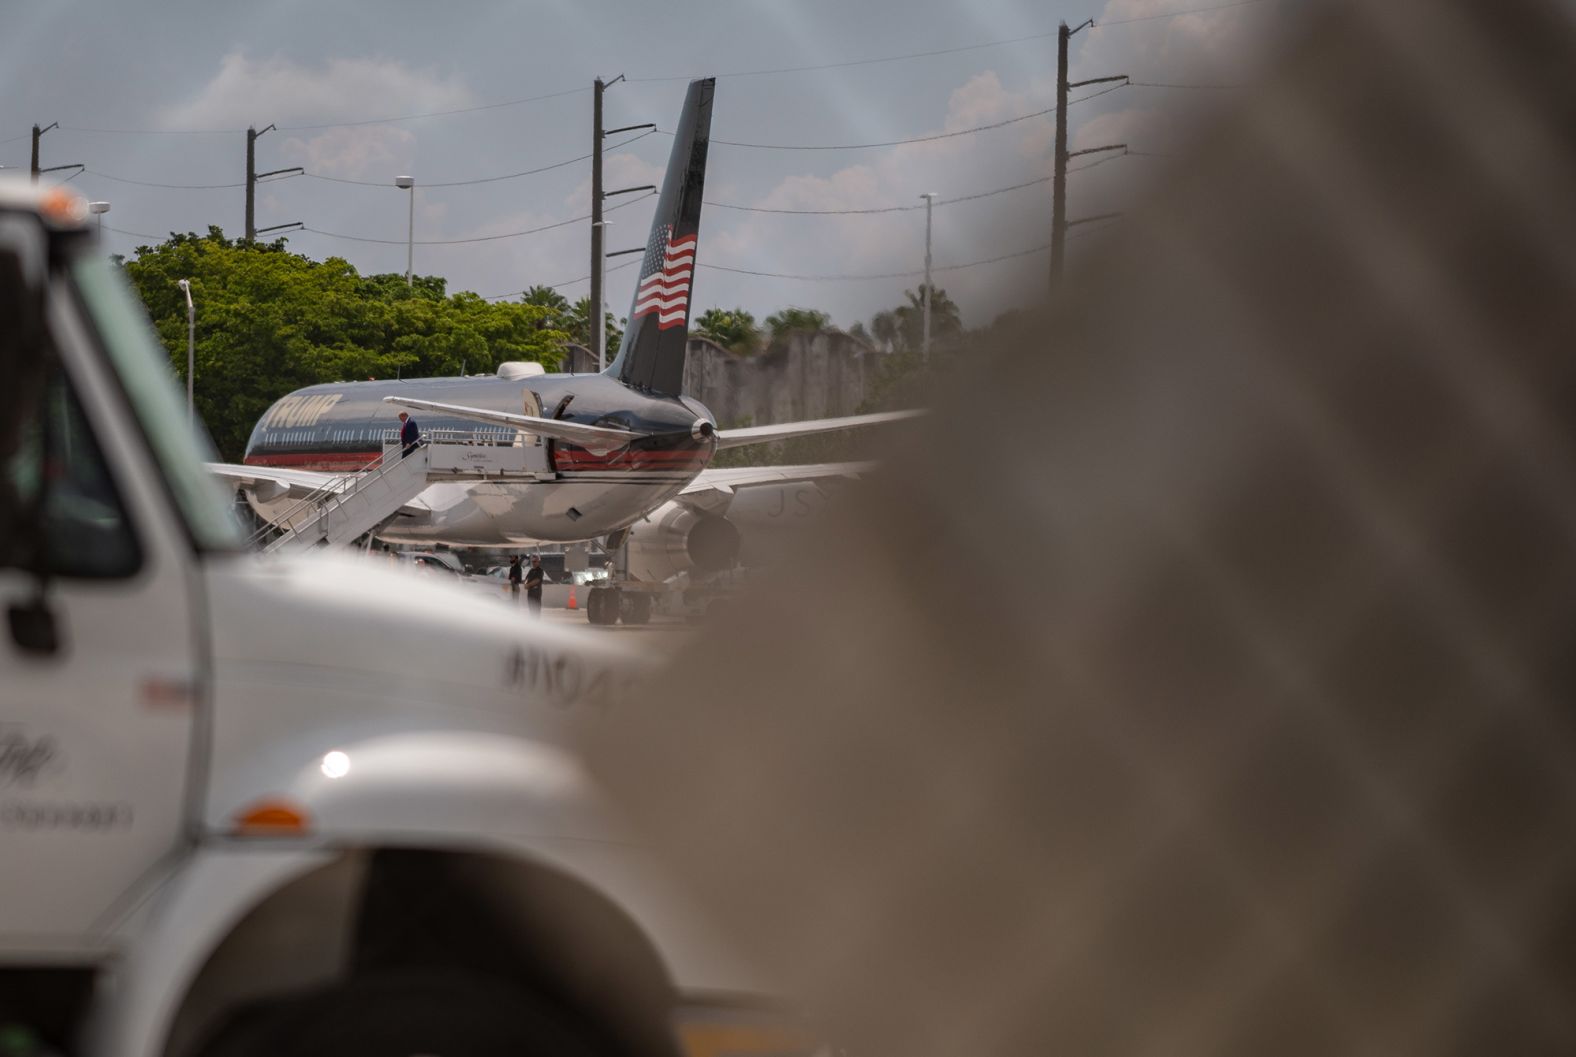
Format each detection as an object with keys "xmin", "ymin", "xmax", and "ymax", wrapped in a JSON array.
[{"xmin": 0, "ymin": 182, "xmax": 794, "ymax": 1056}]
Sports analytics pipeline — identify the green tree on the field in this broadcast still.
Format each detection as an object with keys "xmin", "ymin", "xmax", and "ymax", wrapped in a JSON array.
[
  {"xmin": 693, "ymin": 307, "xmax": 761, "ymax": 354},
  {"xmin": 121, "ymin": 228, "xmax": 567, "ymax": 461},
  {"xmin": 894, "ymin": 283, "xmax": 963, "ymax": 350},
  {"xmin": 565, "ymin": 297, "xmax": 624, "ymax": 354},
  {"xmin": 521, "ymin": 285, "xmax": 572, "ymax": 330},
  {"xmin": 763, "ymin": 306, "xmax": 831, "ymax": 339},
  {"xmin": 870, "ymin": 309, "xmax": 900, "ymax": 352}
]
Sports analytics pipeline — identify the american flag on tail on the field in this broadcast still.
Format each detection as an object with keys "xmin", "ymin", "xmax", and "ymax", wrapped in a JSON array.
[{"xmin": 632, "ymin": 225, "xmax": 696, "ymax": 331}]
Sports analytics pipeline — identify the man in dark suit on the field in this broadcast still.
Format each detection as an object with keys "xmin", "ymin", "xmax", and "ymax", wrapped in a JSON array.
[{"xmin": 397, "ymin": 412, "xmax": 421, "ymax": 457}]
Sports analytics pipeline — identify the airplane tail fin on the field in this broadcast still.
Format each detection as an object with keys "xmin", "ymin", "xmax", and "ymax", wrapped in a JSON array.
[{"xmin": 607, "ymin": 77, "xmax": 715, "ymax": 397}]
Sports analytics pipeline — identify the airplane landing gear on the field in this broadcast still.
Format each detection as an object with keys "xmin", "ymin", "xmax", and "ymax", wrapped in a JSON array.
[
  {"xmin": 586, "ymin": 586, "xmax": 621, "ymax": 626},
  {"xmin": 622, "ymin": 593, "xmax": 652, "ymax": 625}
]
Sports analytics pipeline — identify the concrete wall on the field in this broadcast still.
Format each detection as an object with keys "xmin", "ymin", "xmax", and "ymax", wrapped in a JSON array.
[
  {"xmin": 683, "ymin": 332, "xmax": 887, "ymax": 426},
  {"xmin": 561, "ymin": 331, "xmax": 887, "ymax": 425}
]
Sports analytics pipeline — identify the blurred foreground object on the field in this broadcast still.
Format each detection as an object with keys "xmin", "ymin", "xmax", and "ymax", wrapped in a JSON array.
[{"xmin": 590, "ymin": 1, "xmax": 1576, "ymax": 1054}]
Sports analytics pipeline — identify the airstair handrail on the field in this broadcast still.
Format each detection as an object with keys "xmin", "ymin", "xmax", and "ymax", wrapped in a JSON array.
[
  {"xmin": 245, "ymin": 446, "xmax": 391, "ymax": 549},
  {"xmin": 253, "ymin": 441, "xmax": 429, "ymax": 552}
]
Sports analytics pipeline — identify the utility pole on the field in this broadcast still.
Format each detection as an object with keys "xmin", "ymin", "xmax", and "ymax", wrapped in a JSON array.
[
  {"xmin": 1050, "ymin": 19, "xmax": 1126, "ymax": 290},
  {"xmin": 246, "ymin": 126, "xmax": 260, "ymax": 240},
  {"xmin": 245, "ymin": 124, "xmax": 302, "ymax": 242},
  {"xmin": 591, "ymin": 75, "xmax": 654, "ymax": 371},
  {"xmin": 591, "ymin": 78, "xmax": 610, "ymax": 368},
  {"xmin": 29, "ymin": 123, "xmax": 80, "ymax": 185},
  {"xmin": 920, "ymin": 193, "xmax": 937, "ymax": 362},
  {"xmin": 30, "ymin": 123, "xmax": 50, "ymax": 182}
]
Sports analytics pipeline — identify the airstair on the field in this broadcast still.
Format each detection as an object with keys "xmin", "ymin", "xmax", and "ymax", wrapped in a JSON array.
[
  {"xmin": 248, "ymin": 430, "xmax": 549, "ymax": 555},
  {"xmin": 255, "ymin": 445, "xmax": 434, "ymax": 556}
]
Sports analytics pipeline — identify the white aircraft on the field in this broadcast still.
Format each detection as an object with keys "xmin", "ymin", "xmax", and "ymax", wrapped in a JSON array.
[{"xmin": 214, "ymin": 78, "xmax": 918, "ymax": 593}]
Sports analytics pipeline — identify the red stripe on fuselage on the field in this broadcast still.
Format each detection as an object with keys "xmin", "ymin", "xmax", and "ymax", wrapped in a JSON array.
[
  {"xmin": 551, "ymin": 450, "xmax": 708, "ymax": 472},
  {"xmin": 244, "ymin": 451, "xmax": 382, "ymax": 472}
]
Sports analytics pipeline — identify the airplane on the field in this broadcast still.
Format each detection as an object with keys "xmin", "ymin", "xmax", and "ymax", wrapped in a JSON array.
[{"xmin": 214, "ymin": 78, "xmax": 919, "ymax": 616}]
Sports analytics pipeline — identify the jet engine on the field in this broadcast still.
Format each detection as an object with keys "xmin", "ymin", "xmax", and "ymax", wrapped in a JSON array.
[{"xmin": 625, "ymin": 501, "xmax": 742, "ymax": 582}]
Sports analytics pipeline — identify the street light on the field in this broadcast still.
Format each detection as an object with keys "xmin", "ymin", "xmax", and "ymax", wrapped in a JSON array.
[
  {"xmin": 919, "ymin": 193, "xmax": 938, "ymax": 363},
  {"xmin": 88, "ymin": 201, "xmax": 110, "ymax": 238},
  {"xmin": 394, "ymin": 175, "xmax": 415, "ymax": 286},
  {"xmin": 176, "ymin": 279, "xmax": 195, "ymax": 425}
]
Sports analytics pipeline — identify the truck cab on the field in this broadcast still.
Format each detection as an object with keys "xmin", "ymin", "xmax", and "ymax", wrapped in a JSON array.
[{"xmin": 0, "ymin": 181, "xmax": 793, "ymax": 1057}]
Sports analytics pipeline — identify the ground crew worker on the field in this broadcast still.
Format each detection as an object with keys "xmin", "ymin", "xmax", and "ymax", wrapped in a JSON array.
[
  {"xmin": 508, "ymin": 555, "xmax": 524, "ymax": 603},
  {"xmin": 524, "ymin": 555, "xmax": 545, "ymax": 616}
]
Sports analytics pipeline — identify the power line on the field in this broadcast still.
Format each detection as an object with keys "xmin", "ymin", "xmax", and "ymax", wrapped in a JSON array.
[
  {"xmin": 629, "ymin": 28, "xmax": 1065, "ymax": 83},
  {"xmin": 659, "ymin": 101, "xmax": 1073, "ymax": 152},
  {"xmin": 482, "ymin": 257, "xmax": 641, "ymax": 301},
  {"xmin": 39, "ymin": 31, "xmax": 1059, "ymax": 137},
  {"xmin": 77, "ymin": 131, "xmax": 657, "ymax": 196},
  {"xmin": 630, "ymin": 1, "xmax": 1267, "ymax": 82},
  {"xmin": 1127, "ymin": 80, "xmax": 1237, "ymax": 90},
  {"xmin": 104, "ymin": 224, "xmax": 169, "ymax": 240},
  {"xmin": 84, "ymin": 168, "xmax": 244, "ymax": 190},
  {"xmin": 698, "ymin": 242, "xmax": 1051, "ymax": 282},
  {"xmin": 275, "ymin": 87, "xmax": 588, "ymax": 131},
  {"xmin": 1067, "ymin": 151, "xmax": 1129, "ymax": 173},
  {"xmin": 55, "ymin": 125, "xmax": 233, "ymax": 137},
  {"xmin": 705, "ymin": 151, "xmax": 1133, "ymax": 216},
  {"xmin": 55, "ymin": 87, "xmax": 590, "ymax": 137},
  {"xmin": 299, "ymin": 190, "xmax": 654, "ymax": 246},
  {"xmin": 1068, "ymin": 215, "xmax": 1123, "ymax": 239},
  {"xmin": 1093, "ymin": 0, "xmax": 1273, "ymax": 27},
  {"xmin": 1067, "ymin": 82, "xmax": 1129, "ymax": 106},
  {"xmin": 308, "ymin": 130, "xmax": 654, "ymax": 188},
  {"xmin": 36, "ymin": 3, "xmax": 1272, "ymax": 140}
]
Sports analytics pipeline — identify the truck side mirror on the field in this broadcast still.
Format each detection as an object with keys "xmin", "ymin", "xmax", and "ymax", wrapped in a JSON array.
[{"xmin": 8, "ymin": 596, "xmax": 60, "ymax": 656}]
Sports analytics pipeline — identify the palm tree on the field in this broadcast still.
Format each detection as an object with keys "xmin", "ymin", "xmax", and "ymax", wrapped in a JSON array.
[
  {"xmin": 567, "ymin": 297, "xmax": 623, "ymax": 353},
  {"xmin": 520, "ymin": 285, "xmax": 570, "ymax": 329},
  {"xmin": 870, "ymin": 310, "xmax": 900, "ymax": 353},
  {"xmin": 694, "ymin": 307, "xmax": 761, "ymax": 354},
  {"xmin": 895, "ymin": 284, "xmax": 962, "ymax": 350},
  {"xmin": 764, "ymin": 306, "xmax": 831, "ymax": 338}
]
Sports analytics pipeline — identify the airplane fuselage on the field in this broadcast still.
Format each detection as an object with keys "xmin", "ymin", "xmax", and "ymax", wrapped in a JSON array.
[{"xmin": 243, "ymin": 371, "xmax": 718, "ymax": 545}]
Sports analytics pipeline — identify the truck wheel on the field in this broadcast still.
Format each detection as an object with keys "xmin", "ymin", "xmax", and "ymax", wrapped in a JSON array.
[
  {"xmin": 623, "ymin": 593, "xmax": 652, "ymax": 625},
  {"xmin": 199, "ymin": 970, "xmax": 600, "ymax": 1057}
]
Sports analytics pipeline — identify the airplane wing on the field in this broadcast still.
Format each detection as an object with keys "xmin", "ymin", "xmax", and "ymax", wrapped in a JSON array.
[
  {"xmin": 207, "ymin": 462, "xmax": 341, "ymax": 502},
  {"xmin": 384, "ymin": 396, "xmax": 643, "ymax": 455},
  {"xmin": 673, "ymin": 461, "xmax": 876, "ymax": 516},
  {"xmin": 712, "ymin": 410, "xmax": 925, "ymax": 451}
]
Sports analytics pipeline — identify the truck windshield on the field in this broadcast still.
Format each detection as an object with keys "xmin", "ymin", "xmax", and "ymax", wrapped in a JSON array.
[{"xmin": 69, "ymin": 256, "xmax": 244, "ymax": 551}]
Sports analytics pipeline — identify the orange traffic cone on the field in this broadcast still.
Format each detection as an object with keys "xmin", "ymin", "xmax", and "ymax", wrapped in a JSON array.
[{"xmin": 566, "ymin": 586, "xmax": 578, "ymax": 610}]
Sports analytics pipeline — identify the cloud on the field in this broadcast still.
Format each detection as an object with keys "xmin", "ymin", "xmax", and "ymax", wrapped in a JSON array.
[
  {"xmin": 1077, "ymin": 0, "xmax": 1278, "ymax": 81},
  {"xmin": 160, "ymin": 52, "xmax": 476, "ymax": 130},
  {"xmin": 692, "ymin": 71, "xmax": 1064, "ymax": 328},
  {"xmin": 159, "ymin": 53, "xmax": 475, "ymax": 180},
  {"xmin": 280, "ymin": 126, "xmax": 417, "ymax": 180}
]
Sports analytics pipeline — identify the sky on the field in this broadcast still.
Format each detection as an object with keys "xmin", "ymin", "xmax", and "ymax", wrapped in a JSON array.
[{"xmin": 0, "ymin": 0, "xmax": 1288, "ymax": 332}]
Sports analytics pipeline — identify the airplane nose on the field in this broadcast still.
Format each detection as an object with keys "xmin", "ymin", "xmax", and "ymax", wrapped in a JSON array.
[{"xmin": 691, "ymin": 419, "xmax": 716, "ymax": 443}]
